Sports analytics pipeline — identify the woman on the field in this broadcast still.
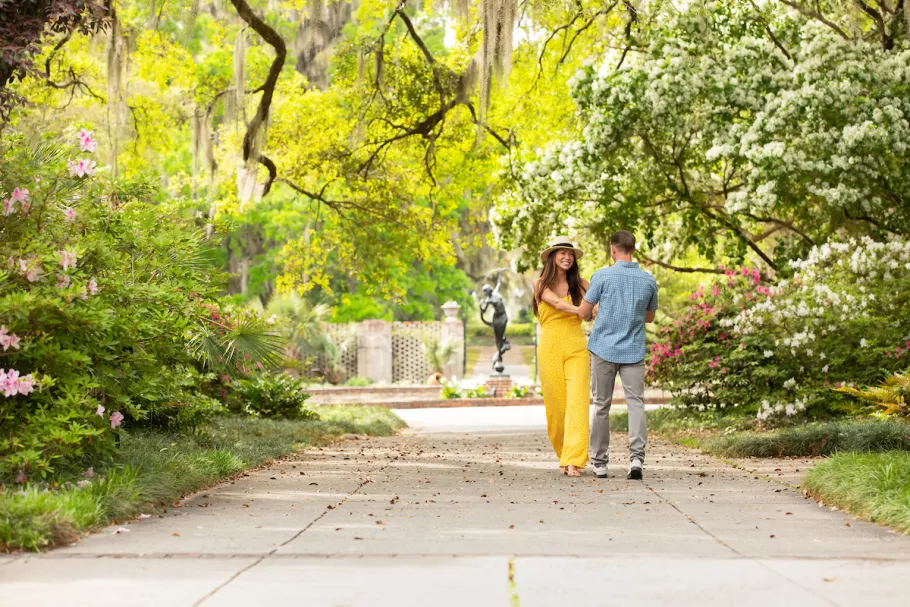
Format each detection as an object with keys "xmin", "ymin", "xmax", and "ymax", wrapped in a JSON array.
[{"xmin": 533, "ymin": 236, "xmax": 590, "ymax": 477}]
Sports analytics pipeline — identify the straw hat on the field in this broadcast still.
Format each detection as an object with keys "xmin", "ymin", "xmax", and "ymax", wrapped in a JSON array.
[{"xmin": 539, "ymin": 236, "xmax": 584, "ymax": 261}]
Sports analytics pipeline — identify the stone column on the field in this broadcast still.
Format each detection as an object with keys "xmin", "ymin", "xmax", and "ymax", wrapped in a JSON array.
[
  {"xmin": 440, "ymin": 301, "xmax": 464, "ymax": 381},
  {"xmin": 356, "ymin": 320, "xmax": 392, "ymax": 384}
]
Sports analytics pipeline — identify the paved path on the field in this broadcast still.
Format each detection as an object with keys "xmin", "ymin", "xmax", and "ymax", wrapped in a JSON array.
[{"xmin": 2, "ymin": 407, "xmax": 909, "ymax": 606}]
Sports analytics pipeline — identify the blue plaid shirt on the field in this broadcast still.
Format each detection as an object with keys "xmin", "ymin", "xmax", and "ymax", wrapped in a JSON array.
[{"xmin": 584, "ymin": 261, "xmax": 658, "ymax": 364}]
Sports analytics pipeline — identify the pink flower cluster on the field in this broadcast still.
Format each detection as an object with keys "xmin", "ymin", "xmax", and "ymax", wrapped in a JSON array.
[
  {"xmin": 3, "ymin": 187, "xmax": 29, "ymax": 216},
  {"xmin": 1, "ymin": 368, "xmax": 34, "ymax": 397},
  {"xmin": 78, "ymin": 129, "xmax": 97, "ymax": 153},
  {"xmin": 58, "ymin": 249, "xmax": 78, "ymax": 271},
  {"xmin": 0, "ymin": 326, "xmax": 20, "ymax": 351},
  {"xmin": 885, "ymin": 341, "xmax": 910, "ymax": 359},
  {"xmin": 68, "ymin": 159, "xmax": 96, "ymax": 178},
  {"xmin": 725, "ymin": 266, "xmax": 762, "ymax": 285}
]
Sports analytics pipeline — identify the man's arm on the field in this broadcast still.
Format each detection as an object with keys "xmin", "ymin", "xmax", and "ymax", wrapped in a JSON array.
[{"xmin": 645, "ymin": 280, "xmax": 658, "ymax": 323}]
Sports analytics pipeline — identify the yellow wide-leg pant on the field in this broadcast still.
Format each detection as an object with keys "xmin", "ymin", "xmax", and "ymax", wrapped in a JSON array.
[{"xmin": 538, "ymin": 334, "xmax": 590, "ymax": 468}]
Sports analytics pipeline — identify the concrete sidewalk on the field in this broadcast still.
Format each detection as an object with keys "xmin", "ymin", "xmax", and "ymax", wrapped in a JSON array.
[{"xmin": 2, "ymin": 408, "xmax": 909, "ymax": 606}]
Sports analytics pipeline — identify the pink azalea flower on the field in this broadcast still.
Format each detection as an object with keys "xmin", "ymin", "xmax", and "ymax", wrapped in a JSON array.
[
  {"xmin": 110, "ymin": 411, "xmax": 124, "ymax": 429},
  {"xmin": 88, "ymin": 278, "xmax": 98, "ymax": 295},
  {"xmin": 16, "ymin": 374, "xmax": 34, "ymax": 395},
  {"xmin": 77, "ymin": 129, "xmax": 97, "ymax": 153},
  {"xmin": 711, "ymin": 285, "xmax": 720, "ymax": 297},
  {"xmin": 2, "ymin": 368, "xmax": 20, "ymax": 397},
  {"xmin": 194, "ymin": 210, "xmax": 204, "ymax": 219},
  {"xmin": 25, "ymin": 268, "xmax": 43, "ymax": 282},
  {"xmin": 84, "ymin": 467, "xmax": 94, "ymax": 478},
  {"xmin": 58, "ymin": 249, "xmax": 78, "ymax": 271},
  {"xmin": 15, "ymin": 469, "xmax": 27, "ymax": 484},
  {"xmin": 67, "ymin": 159, "xmax": 97, "ymax": 178},
  {"xmin": 96, "ymin": 404, "xmax": 105, "ymax": 416},
  {"xmin": 9, "ymin": 187, "xmax": 29, "ymax": 204},
  {"xmin": 56, "ymin": 274, "xmax": 72, "ymax": 289},
  {"xmin": 2, "ymin": 199, "xmax": 13, "ymax": 215},
  {"xmin": 63, "ymin": 207, "xmax": 77, "ymax": 222}
]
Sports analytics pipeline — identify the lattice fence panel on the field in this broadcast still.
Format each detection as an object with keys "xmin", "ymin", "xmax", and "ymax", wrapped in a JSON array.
[{"xmin": 392, "ymin": 322, "xmax": 443, "ymax": 384}]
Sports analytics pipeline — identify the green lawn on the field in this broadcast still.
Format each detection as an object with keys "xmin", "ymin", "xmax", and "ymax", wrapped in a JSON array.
[
  {"xmin": 702, "ymin": 420, "xmax": 910, "ymax": 458},
  {"xmin": 0, "ymin": 407, "xmax": 405, "ymax": 552},
  {"xmin": 804, "ymin": 452, "xmax": 910, "ymax": 534}
]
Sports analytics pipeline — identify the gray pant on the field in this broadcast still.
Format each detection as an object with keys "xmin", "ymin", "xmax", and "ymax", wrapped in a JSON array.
[{"xmin": 589, "ymin": 354, "xmax": 647, "ymax": 466}]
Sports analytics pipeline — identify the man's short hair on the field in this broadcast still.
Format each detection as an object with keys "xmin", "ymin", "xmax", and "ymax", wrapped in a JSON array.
[{"xmin": 610, "ymin": 230, "xmax": 636, "ymax": 254}]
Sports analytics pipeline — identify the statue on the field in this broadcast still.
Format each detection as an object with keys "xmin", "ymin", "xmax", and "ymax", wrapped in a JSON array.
[{"xmin": 479, "ymin": 271, "xmax": 511, "ymax": 374}]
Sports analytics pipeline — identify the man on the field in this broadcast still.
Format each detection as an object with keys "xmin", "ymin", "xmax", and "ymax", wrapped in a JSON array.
[{"xmin": 577, "ymin": 230, "xmax": 658, "ymax": 480}]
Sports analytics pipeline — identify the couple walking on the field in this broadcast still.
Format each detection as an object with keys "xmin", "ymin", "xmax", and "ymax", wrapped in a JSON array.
[{"xmin": 534, "ymin": 231, "xmax": 658, "ymax": 479}]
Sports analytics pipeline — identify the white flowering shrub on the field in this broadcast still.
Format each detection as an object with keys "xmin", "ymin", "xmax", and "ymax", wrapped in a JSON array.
[
  {"xmin": 493, "ymin": 3, "xmax": 910, "ymax": 271},
  {"xmin": 648, "ymin": 237, "xmax": 910, "ymax": 422}
]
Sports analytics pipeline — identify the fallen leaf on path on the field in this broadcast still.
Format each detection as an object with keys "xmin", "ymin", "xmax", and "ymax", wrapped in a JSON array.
[
  {"xmin": 480, "ymin": 494, "xmax": 487, "ymax": 498},
  {"xmin": 785, "ymin": 512, "xmax": 793, "ymax": 515},
  {"xmin": 824, "ymin": 577, "xmax": 836, "ymax": 582},
  {"xmin": 243, "ymin": 504, "xmax": 250, "ymax": 508},
  {"xmin": 509, "ymin": 525, "xmax": 515, "ymax": 529},
  {"xmin": 172, "ymin": 533, "xmax": 180, "ymax": 537},
  {"xmin": 115, "ymin": 528, "xmax": 130, "ymax": 534}
]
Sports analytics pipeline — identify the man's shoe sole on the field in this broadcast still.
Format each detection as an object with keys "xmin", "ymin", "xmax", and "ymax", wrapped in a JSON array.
[
  {"xmin": 627, "ymin": 469, "xmax": 643, "ymax": 480},
  {"xmin": 595, "ymin": 473, "xmax": 608, "ymax": 479}
]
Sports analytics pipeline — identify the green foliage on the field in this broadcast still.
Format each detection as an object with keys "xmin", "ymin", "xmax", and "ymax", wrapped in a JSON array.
[
  {"xmin": 837, "ymin": 370, "xmax": 910, "ymax": 418},
  {"xmin": 704, "ymin": 421, "xmax": 910, "ymax": 458},
  {"xmin": 230, "ymin": 373, "xmax": 316, "ymax": 420},
  {"xmin": 0, "ymin": 134, "xmax": 230, "ymax": 483},
  {"xmin": 465, "ymin": 385, "xmax": 494, "ymax": 399},
  {"xmin": 344, "ymin": 376, "xmax": 374, "ymax": 387},
  {"xmin": 804, "ymin": 451, "xmax": 910, "ymax": 534},
  {"xmin": 0, "ymin": 408, "xmax": 405, "ymax": 551},
  {"xmin": 440, "ymin": 384, "xmax": 463, "ymax": 399},
  {"xmin": 508, "ymin": 384, "xmax": 530, "ymax": 398}
]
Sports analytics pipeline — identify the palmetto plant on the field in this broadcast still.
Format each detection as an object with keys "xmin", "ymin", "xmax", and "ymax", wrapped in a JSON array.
[
  {"xmin": 836, "ymin": 371, "xmax": 910, "ymax": 418},
  {"xmin": 266, "ymin": 294, "xmax": 352, "ymax": 382},
  {"xmin": 188, "ymin": 310, "xmax": 284, "ymax": 376},
  {"xmin": 422, "ymin": 334, "xmax": 456, "ymax": 376}
]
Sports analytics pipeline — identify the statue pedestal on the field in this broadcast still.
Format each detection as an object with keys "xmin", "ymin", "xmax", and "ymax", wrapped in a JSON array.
[{"xmin": 485, "ymin": 374, "xmax": 513, "ymax": 397}]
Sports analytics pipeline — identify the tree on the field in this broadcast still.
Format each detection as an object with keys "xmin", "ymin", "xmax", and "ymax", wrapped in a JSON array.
[
  {"xmin": 493, "ymin": 1, "xmax": 910, "ymax": 275},
  {"xmin": 0, "ymin": 0, "xmax": 110, "ymax": 119}
]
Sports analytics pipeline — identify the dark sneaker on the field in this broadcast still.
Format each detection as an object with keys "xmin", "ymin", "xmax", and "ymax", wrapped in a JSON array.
[{"xmin": 627, "ymin": 458, "xmax": 643, "ymax": 480}]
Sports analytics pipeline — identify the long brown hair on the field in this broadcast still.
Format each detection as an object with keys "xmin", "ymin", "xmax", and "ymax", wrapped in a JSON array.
[{"xmin": 533, "ymin": 250, "xmax": 586, "ymax": 317}]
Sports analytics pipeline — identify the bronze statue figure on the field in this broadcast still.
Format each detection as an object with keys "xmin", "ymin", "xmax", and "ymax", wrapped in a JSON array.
[{"xmin": 479, "ymin": 272, "xmax": 510, "ymax": 374}]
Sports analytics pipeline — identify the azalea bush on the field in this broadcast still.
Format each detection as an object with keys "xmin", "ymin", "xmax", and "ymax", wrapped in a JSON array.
[
  {"xmin": 648, "ymin": 238, "xmax": 910, "ymax": 423},
  {"xmin": 0, "ymin": 130, "xmax": 238, "ymax": 482}
]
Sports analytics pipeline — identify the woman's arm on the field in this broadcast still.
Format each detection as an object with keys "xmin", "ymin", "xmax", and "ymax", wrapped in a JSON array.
[{"xmin": 540, "ymin": 288, "xmax": 580, "ymax": 314}]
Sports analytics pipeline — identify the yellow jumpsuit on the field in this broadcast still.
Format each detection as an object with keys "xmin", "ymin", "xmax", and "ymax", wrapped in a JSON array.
[{"xmin": 537, "ymin": 296, "xmax": 590, "ymax": 469}]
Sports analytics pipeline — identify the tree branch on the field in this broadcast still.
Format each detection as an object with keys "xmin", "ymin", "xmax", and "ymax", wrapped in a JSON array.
[
  {"xmin": 779, "ymin": 1, "xmax": 852, "ymax": 38},
  {"xmin": 637, "ymin": 253, "xmax": 727, "ymax": 275},
  {"xmin": 227, "ymin": 0, "xmax": 286, "ymax": 173}
]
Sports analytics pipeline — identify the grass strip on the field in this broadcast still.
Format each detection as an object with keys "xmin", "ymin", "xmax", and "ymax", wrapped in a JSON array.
[
  {"xmin": 0, "ymin": 406, "xmax": 405, "ymax": 552},
  {"xmin": 804, "ymin": 451, "xmax": 910, "ymax": 534},
  {"xmin": 702, "ymin": 420, "xmax": 910, "ymax": 458}
]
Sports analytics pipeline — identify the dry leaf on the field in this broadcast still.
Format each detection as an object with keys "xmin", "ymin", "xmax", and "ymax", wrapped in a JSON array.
[{"xmin": 172, "ymin": 533, "xmax": 180, "ymax": 537}]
